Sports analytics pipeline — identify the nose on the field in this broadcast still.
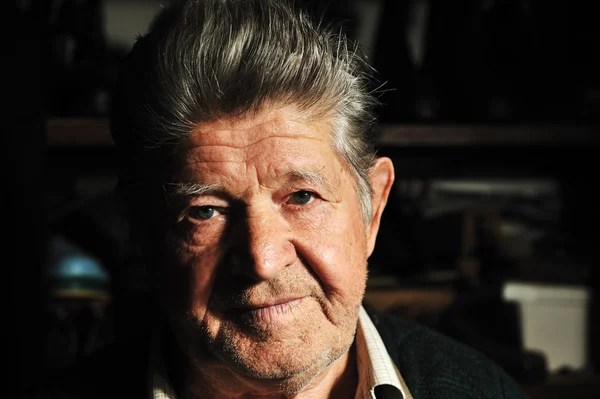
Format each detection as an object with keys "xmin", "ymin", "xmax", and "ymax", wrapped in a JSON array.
[{"xmin": 230, "ymin": 207, "xmax": 295, "ymax": 281}]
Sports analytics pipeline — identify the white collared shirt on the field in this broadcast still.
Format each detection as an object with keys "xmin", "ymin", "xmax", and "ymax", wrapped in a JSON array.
[{"xmin": 150, "ymin": 305, "xmax": 412, "ymax": 399}]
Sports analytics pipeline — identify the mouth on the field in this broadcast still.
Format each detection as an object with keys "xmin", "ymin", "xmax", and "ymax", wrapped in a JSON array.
[{"xmin": 230, "ymin": 297, "xmax": 305, "ymax": 325}]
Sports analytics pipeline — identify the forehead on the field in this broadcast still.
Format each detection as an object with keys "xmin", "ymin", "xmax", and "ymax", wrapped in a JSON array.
[
  {"xmin": 173, "ymin": 106, "xmax": 346, "ymax": 182},
  {"xmin": 185, "ymin": 106, "xmax": 331, "ymax": 149},
  {"xmin": 163, "ymin": 106, "xmax": 358, "ymax": 199}
]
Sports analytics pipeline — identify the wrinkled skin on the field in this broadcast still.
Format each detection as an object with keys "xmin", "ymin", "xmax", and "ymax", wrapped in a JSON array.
[{"xmin": 144, "ymin": 105, "xmax": 394, "ymax": 398}]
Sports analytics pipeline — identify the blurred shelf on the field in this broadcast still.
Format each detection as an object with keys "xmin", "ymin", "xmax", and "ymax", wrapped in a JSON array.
[
  {"xmin": 363, "ymin": 286, "xmax": 455, "ymax": 314},
  {"xmin": 47, "ymin": 118, "xmax": 600, "ymax": 147},
  {"xmin": 47, "ymin": 118, "xmax": 112, "ymax": 146},
  {"xmin": 377, "ymin": 123, "xmax": 600, "ymax": 146}
]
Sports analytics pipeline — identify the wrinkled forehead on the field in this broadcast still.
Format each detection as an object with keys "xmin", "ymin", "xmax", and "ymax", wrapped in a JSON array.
[
  {"xmin": 135, "ymin": 104, "xmax": 345, "ymax": 185},
  {"xmin": 185, "ymin": 106, "xmax": 328, "ymax": 149}
]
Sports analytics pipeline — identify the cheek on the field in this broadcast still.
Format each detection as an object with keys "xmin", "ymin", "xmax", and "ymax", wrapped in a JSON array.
[
  {"xmin": 158, "ymin": 232, "xmax": 222, "ymax": 321},
  {"xmin": 293, "ymin": 203, "xmax": 368, "ymax": 301}
]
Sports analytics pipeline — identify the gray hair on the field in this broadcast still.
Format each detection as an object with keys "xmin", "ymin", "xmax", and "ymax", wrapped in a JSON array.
[{"xmin": 111, "ymin": 0, "xmax": 381, "ymax": 224}]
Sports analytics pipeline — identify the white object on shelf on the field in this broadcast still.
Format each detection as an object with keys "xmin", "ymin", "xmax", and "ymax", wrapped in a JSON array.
[{"xmin": 502, "ymin": 281, "xmax": 590, "ymax": 372}]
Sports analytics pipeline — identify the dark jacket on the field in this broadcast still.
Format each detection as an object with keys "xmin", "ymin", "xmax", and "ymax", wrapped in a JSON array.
[
  {"xmin": 370, "ymin": 310, "xmax": 528, "ymax": 398},
  {"xmin": 33, "ymin": 308, "xmax": 529, "ymax": 398}
]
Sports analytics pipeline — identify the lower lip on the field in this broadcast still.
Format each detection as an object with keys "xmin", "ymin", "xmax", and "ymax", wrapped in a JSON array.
[{"xmin": 238, "ymin": 298, "xmax": 304, "ymax": 325}]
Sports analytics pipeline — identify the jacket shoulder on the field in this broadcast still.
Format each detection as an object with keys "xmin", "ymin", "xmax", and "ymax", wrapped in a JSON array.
[{"xmin": 366, "ymin": 308, "xmax": 529, "ymax": 399}]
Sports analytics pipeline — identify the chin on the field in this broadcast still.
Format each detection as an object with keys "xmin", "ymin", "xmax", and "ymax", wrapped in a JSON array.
[
  {"xmin": 216, "ymin": 332, "xmax": 353, "ymax": 395},
  {"xmin": 207, "ymin": 313, "xmax": 354, "ymax": 387},
  {"xmin": 175, "ymin": 295, "xmax": 361, "ymax": 392}
]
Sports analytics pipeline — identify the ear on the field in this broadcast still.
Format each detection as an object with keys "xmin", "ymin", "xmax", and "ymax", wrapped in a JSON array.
[{"xmin": 366, "ymin": 157, "xmax": 395, "ymax": 257}]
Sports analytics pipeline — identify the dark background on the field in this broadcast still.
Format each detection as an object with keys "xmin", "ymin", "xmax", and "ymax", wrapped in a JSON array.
[{"xmin": 7, "ymin": 0, "xmax": 599, "ymax": 397}]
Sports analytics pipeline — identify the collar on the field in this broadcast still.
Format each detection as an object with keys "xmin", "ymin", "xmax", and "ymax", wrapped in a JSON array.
[
  {"xmin": 150, "ymin": 305, "xmax": 412, "ymax": 399},
  {"xmin": 355, "ymin": 306, "xmax": 412, "ymax": 399},
  {"xmin": 148, "ymin": 325, "xmax": 176, "ymax": 399}
]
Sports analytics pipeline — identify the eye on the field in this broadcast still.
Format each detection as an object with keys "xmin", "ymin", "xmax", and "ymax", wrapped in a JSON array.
[
  {"xmin": 188, "ymin": 206, "xmax": 222, "ymax": 221},
  {"xmin": 289, "ymin": 190, "xmax": 316, "ymax": 205}
]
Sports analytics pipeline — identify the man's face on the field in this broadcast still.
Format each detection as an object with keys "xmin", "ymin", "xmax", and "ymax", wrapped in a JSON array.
[{"xmin": 152, "ymin": 105, "xmax": 391, "ymax": 387}]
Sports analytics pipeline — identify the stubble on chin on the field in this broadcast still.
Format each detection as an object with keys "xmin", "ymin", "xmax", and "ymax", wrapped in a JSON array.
[
  {"xmin": 194, "ymin": 296, "xmax": 360, "ymax": 392},
  {"xmin": 204, "ymin": 318, "xmax": 357, "ymax": 396},
  {"xmin": 174, "ymin": 265, "xmax": 365, "ymax": 394}
]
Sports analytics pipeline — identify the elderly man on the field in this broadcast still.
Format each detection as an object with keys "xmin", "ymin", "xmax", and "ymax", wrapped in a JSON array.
[{"xmin": 39, "ymin": 0, "xmax": 529, "ymax": 398}]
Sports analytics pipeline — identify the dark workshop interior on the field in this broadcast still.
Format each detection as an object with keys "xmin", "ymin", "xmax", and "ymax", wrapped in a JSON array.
[{"xmin": 7, "ymin": 0, "xmax": 600, "ymax": 397}]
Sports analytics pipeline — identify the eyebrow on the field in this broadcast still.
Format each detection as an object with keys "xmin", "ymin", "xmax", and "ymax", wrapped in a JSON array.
[
  {"xmin": 163, "ymin": 182, "xmax": 223, "ymax": 200},
  {"xmin": 286, "ymin": 168, "xmax": 327, "ymax": 188},
  {"xmin": 163, "ymin": 167, "xmax": 334, "ymax": 200}
]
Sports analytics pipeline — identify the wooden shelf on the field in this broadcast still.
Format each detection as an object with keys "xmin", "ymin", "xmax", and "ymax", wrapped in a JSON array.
[
  {"xmin": 47, "ymin": 118, "xmax": 112, "ymax": 146},
  {"xmin": 377, "ymin": 123, "xmax": 600, "ymax": 146},
  {"xmin": 46, "ymin": 118, "xmax": 600, "ymax": 147}
]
